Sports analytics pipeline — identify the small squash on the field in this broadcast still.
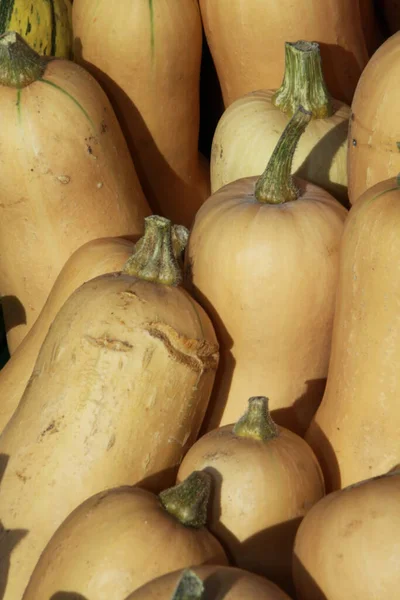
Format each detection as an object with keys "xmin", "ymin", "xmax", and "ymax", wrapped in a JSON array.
[
  {"xmin": 305, "ymin": 176, "xmax": 400, "ymax": 492},
  {"xmin": 0, "ymin": 32, "xmax": 150, "ymax": 353},
  {"xmin": 72, "ymin": 0, "xmax": 210, "ymax": 228},
  {"xmin": 293, "ymin": 469, "xmax": 400, "ymax": 600},
  {"xmin": 0, "ymin": 0, "xmax": 73, "ymax": 58},
  {"xmin": 211, "ymin": 40, "xmax": 350, "ymax": 205},
  {"xmin": 177, "ymin": 397, "xmax": 325, "ymax": 596},
  {"xmin": 199, "ymin": 0, "xmax": 369, "ymax": 107},
  {"xmin": 0, "ymin": 216, "xmax": 219, "ymax": 600},
  {"xmin": 348, "ymin": 31, "xmax": 400, "ymax": 204},
  {"xmin": 23, "ymin": 472, "xmax": 228, "ymax": 600},
  {"xmin": 185, "ymin": 107, "xmax": 347, "ymax": 435},
  {"xmin": 127, "ymin": 566, "xmax": 293, "ymax": 600}
]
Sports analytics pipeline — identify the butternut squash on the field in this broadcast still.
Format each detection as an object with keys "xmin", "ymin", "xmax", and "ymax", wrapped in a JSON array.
[
  {"xmin": 0, "ymin": 216, "xmax": 218, "ymax": 600},
  {"xmin": 210, "ymin": 41, "xmax": 350, "ymax": 205},
  {"xmin": 185, "ymin": 107, "xmax": 347, "ymax": 435},
  {"xmin": 348, "ymin": 31, "xmax": 400, "ymax": 204},
  {"xmin": 72, "ymin": 0, "xmax": 209, "ymax": 228},
  {"xmin": 23, "ymin": 473, "xmax": 228, "ymax": 600},
  {"xmin": 305, "ymin": 177, "xmax": 400, "ymax": 491},
  {"xmin": 0, "ymin": 32, "xmax": 150, "ymax": 353},
  {"xmin": 199, "ymin": 0, "xmax": 369, "ymax": 107}
]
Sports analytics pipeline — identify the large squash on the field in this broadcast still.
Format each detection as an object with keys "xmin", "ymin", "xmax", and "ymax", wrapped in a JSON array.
[
  {"xmin": 72, "ymin": 0, "xmax": 210, "ymax": 228},
  {"xmin": 185, "ymin": 107, "xmax": 347, "ymax": 435},
  {"xmin": 0, "ymin": 216, "xmax": 219, "ymax": 600},
  {"xmin": 0, "ymin": 0, "xmax": 73, "ymax": 58},
  {"xmin": 305, "ymin": 177, "xmax": 400, "ymax": 491},
  {"xmin": 0, "ymin": 32, "xmax": 150, "ymax": 353},
  {"xmin": 199, "ymin": 0, "xmax": 369, "ymax": 107}
]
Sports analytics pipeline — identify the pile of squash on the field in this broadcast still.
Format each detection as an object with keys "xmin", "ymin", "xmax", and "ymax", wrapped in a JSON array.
[{"xmin": 0, "ymin": 1, "xmax": 400, "ymax": 599}]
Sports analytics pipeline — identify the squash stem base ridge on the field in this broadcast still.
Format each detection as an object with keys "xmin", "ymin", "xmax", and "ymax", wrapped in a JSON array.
[
  {"xmin": 233, "ymin": 396, "xmax": 279, "ymax": 441},
  {"xmin": 159, "ymin": 471, "xmax": 211, "ymax": 529}
]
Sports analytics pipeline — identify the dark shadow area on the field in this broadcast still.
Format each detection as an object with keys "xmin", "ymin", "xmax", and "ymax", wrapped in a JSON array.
[
  {"xmin": 202, "ymin": 567, "xmax": 246, "ymax": 598},
  {"xmin": 135, "ymin": 465, "xmax": 180, "ymax": 495},
  {"xmin": 292, "ymin": 553, "xmax": 328, "ymax": 600},
  {"xmin": 304, "ymin": 420, "xmax": 341, "ymax": 493},
  {"xmin": 0, "ymin": 522, "xmax": 28, "ymax": 600},
  {"xmin": 271, "ymin": 378, "xmax": 327, "ymax": 437},
  {"xmin": 1, "ymin": 296, "xmax": 26, "ymax": 334},
  {"xmin": 51, "ymin": 594, "xmax": 89, "ymax": 600},
  {"xmin": 318, "ymin": 43, "xmax": 365, "ymax": 106},
  {"xmin": 0, "ymin": 455, "xmax": 9, "ymax": 487}
]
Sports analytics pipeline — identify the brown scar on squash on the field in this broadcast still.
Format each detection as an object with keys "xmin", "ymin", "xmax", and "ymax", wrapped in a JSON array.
[
  {"xmin": 143, "ymin": 322, "xmax": 218, "ymax": 372},
  {"xmin": 84, "ymin": 335, "xmax": 133, "ymax": 352}
]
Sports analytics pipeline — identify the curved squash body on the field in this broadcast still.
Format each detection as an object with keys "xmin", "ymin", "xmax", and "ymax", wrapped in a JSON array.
[
  {"xmin": 0, "ymin": 58, "xmax": 150, "ymax": 353},
  {"xmin": 348, "ymin": 31, "xmax": 400, "ymax": 204},
  {"xmin": 23, "ymin": 486, "xmax": 228, "ymax": 600},
  {"xmin": 185, "ymin": 178, "xmax": 347, "ymax": 435},
  {"xmin": 0, "ymin": 272, "xmax": 218, "ymax": 600},
  {"xmin": 211, "ymin": 89, "xmax": 350, "ymax": 204},
  {"xmin": 306, "ymin": 178, "xmax": 400, "ymax": 491},
  {"xmin": 293, "ymin": 470, "xmax": 400, "ymax": 600},
  {"xmin": 0, "ymin": 0, "xmax": 73, "ymax": 57},
  {"xmin": 128, "ymin": 566, "xmax": 293, "ymax": 600},
  {"xmin": 72, "ymin": 0, "xmax": 209, "ymax": 227},
  {"xmin": 199, "ymin": 0, "xmax": 369, "ymax": 107},
  {"xmin": 0, "ymin": 236, "xmax": 136, "ymax": 433}
]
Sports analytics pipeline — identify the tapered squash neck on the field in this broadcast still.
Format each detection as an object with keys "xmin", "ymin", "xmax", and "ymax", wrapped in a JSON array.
[
  {"xmin": 0, "ymin": 32, "xmax": 47, "ymax": 88},
  {"xmin": 159, "ymin": 471, "xmax": 211, "ymax": 528},
  {"xmin": 255, "ymin": 106, "xmax": 312, "ymax": 204},
  {"xmin": 272, "ymin": 41, "xmax": 333, "ymax": 119},
  {"xmin": 171, "ymin": 570, "xmax": 204, "ymax": 600},
  {"xmin": 233, "ymin": 397, "xmax": 279, "ymax": 441},
  {"xmin": 123, "ymin": 215, "xmax": 184, "ymax": 286}
]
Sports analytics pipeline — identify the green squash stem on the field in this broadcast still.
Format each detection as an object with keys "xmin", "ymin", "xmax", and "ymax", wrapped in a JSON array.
[
  {"xmin": 255, "ymin": 106, "xmax": 312, "ymax": 204},
  {"xmin": 171, "ymin": 570, "xmax": 204, "ymax": 600},
  {"xmin": 0, "ymin": 31, "xmax": 46, "ymax": 87},
  {"xmin": 159, "ymin": 471, "xmax": 211, "ymax": 528},
  {"xmin": 233, "ymin": 396, "xmax": 279, "ymax": 441},
  {"xmin": 272, "ymin": 41, "xmax": 333, "ymax": 119}
]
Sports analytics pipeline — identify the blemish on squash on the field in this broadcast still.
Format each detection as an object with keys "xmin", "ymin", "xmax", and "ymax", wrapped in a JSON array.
[
  {"xmin": 96, "ymin": 182, "xmax": 103, "ymax": 189},
  {"xmin": 397, "ymin": 142, "xmax": 400, "ymax": 152},
  {"xmin": 40, "ymin": 420, "xmax": 59, "ymax": 439},
  {"xmin": 100, "ymin": 120, "xmax": 107, "ymax": 133},
  {"xmin": 148, "ymin": 0, "xmax": 155, "ymax": 62},
  {"xmin": 57, "ymin": 175, "xmax": 70, "ymax": 184},
  {"xmin": 142, "ymin": 346, "xmax": 155, "ymax": 369},
  {"xmin": 84, "ymin": 335, "xmax": 133, "ymax": 352},
  {"xmin": 15, "ymin": 471, "xmax": 30, "ymax": 483},
  {"xmin": 107, "ymin": 434, "xmax": 116, "ymax": 451}
]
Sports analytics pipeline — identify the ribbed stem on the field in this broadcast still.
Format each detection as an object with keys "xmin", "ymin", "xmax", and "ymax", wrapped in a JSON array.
[
  {"xmin": 171, "ymin": 570, "xmax": 204, "ymax": 600},
  {"xmin": 0, "ymin": 32, "xmax": 47, "ymax": 88},
  {"xmin": 159, "ymin": 471, "xmax": 211, "ymax": 528},
  {"xmin": 122, "ymin": 215, "xmax": 182, "ymax": 286},
  {"xmin": 255, "ymin": 106, "xmax": 312, "ymax": 204},
  {"xmin": 171, "ymin": 224, "xmax": 189, "ymax": 266},
  {"xmin": 233, "ymin": 397, "xmax": 279, "ymax": 441},
  {"xmin": 272, "ymin": 41, "xmax": 333, "ymax": 119}
]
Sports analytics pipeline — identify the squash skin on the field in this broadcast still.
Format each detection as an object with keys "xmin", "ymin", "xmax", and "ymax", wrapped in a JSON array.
[
  {"xmin": 0, "ymin": 57, "xmax": 150, "ymax": 353},
  {"xmin": 185, "ymin": 177, "xmax": 347, "ymax": 435},
  {"xmin": 0, "ymin": 0, "xmax": 73, "ymax": 58},
  {"xmin": 348, "ymin": 31, "xmax": 400, "ymax": 204},
  {"xmin": 0, "ymin": 236, "xmax": 136, "ymax": 433},
  {"xmin": 72, "ymin": 0, "xmax": 210, "ymax": 228},
  {"xmin": 199, "ymin": 0, "xmax": 369, "ymax": 107},
  {"xmin": 22, "ymin": 486, "xmax": 228, "ymax": 600},
  {"xmin": 210, "ymin": 89, "xmax": 350, "ymax": 205},
  {"xmin": 0, "ymin": 272, "xmax": 218, "ymax": 600},
  {"xmin": 293, "ymin": 470, "xmax": 400, "ymax": 600},
  {"xmin": 126, "ymin": 565, "xmax": 293, "ymax": 600},
  {"xmin": 305, "ymin": 177, "xmax": 400, "ymax": 492}
]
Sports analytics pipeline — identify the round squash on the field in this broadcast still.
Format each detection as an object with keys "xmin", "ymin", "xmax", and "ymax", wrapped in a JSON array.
[
  {"xmin": 185, "ymin": 107, "xmax": 347, "ymax": 435},
  {"xmin": 0, "ymin": 216, "xmax": 219, "ymax": 600},
  {"xmin": 72, "ymin": 0, "xmax": 209, "ymax": 228},
  {"xmin": 0, "ymin": 32, "xmax": 150, "ymax": 353},
  {"xmin": 177, "ymin": 397, "xmax": 325, "ymax": 596},
  {"xmin": 199, "ymin": 0, "xmax": 369, "ymax": 107},
  {"xmin": 127, "ymin": 566, "xmax": 293, "ymax": 600},
  {"xmin": 22, "ymin": 472, "xmax": 228, "ymax": 600},
  {"xmin": 348, "ymin": 31, "xmax": 400, "ymax": 204},
  {"xmin": 293, "ymin": 469, "xmax": 400, "ymax": 600},
  {"xmin": 210, "ymin": 41, "xmax": 350, "ymax": 205},
  {"xmin": 0, "ymin": 0, "xmax": 73, "ymax": 58},
  {"xmin": 305, "ymin": 176, "xmax": 400, "ymax": 492}
]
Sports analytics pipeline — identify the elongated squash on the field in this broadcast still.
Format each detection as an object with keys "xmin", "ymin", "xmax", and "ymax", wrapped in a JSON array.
[
  {"xmin": 0, "ymin": 0, "xmax": 73, "ymax": 57},
  {"xmin": 0, "ymin": 216, "xmax": 219, "ymax": 600},
  {"xmin": 0, "ymin": 32, "xmax": 150, "ymax": 353}
]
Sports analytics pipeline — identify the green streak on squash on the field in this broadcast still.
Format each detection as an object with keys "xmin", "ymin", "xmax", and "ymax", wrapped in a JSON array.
[
  {"xmin": 148, "ymin": 0, "xmax": 155, "ymax": 62},
  {"xmin": 16, "ymin": 88, "xmax": 22, "ymax": 123},
  {"xmin": 0, "ymin": 0, "xmax": 15, "ymax": 34},
  {"xmin": 38, "ymin": 78, "xmax": 95, "ymax": 130}
]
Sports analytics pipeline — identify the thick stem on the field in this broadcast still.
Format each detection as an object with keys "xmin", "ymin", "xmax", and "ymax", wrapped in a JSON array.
[
  {"xmin": 123, "ymin": 215, "xmax": 182, "ymax": 286},
  {"xmin": 159, "ymin": 471, "xmax": 211, "ymax": 528},
  {"xmin": 255, "ymin": 106, "xmax": 312, "ymax": 204},
  {"xmin": 233, "ymin": 397, "xmax": 279, "ymax": 441},
  {"xmin": 272, "ymin": 41, "xmax": 333, "ymax": 119},
  {"xmin": 0, "ymin": 32, "xmax": 47, "ymax": 88},
  {"xmin": 171, "ymin": 570, "xmax": 204, "ymax": 600}
]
